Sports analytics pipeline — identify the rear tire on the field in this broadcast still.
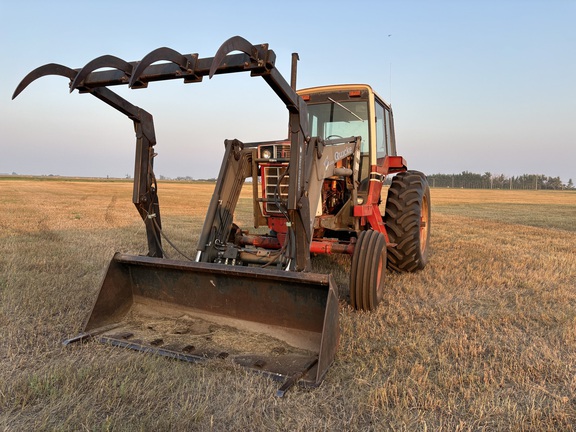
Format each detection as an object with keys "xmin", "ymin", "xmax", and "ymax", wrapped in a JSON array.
[
  {"xmin": 350, "ymin": 230, "xmax": 387, "ymax": 311},
  {"xmin": 384, "ymin": 170, "xmax": 431, "ymax": 272}
]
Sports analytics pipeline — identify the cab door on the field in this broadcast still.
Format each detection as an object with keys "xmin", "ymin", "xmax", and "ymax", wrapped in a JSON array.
[{"xmin": 375, "ymin": 99, "xmax": 396, "ymax": 166}]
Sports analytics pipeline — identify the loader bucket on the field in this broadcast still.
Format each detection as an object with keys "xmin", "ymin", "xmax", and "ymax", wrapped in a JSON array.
[{"xmin": 67, "ymin": 253, "xmax": 339, "ymax": 395}]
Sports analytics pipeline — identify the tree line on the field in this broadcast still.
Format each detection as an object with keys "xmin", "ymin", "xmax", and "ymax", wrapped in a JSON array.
[
  {"xmin": 156, "ymin": 171, "xmax": 574, "ymax": 190},
  {"xmin": 415, "ymin": 171, "xmax": 574, "ymax": 190}
]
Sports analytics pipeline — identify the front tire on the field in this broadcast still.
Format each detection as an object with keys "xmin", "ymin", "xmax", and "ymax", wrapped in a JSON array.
[
  {"xmin": 384, "ymin": 170, "xmax": 431, "ymax": 272},
  {"xmin": 350, "ymin": 230, "xmax": 387, "ymax": 311}
]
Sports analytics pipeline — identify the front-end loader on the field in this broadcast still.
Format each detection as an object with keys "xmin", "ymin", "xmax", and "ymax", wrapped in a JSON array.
[{"xmin": 13, "ymin": 36, "xmax": 430, "ymax": 395}]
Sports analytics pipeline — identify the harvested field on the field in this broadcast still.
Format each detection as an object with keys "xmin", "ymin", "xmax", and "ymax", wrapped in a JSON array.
[{"xmin": 1, "ymin": 178, "xmax": 576, "ymax": 430}]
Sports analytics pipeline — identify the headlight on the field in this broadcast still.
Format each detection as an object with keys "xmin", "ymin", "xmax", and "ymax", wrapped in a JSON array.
[{"xmin": 262, "ymin": 149, "xmax": 272, "ymax": 159}]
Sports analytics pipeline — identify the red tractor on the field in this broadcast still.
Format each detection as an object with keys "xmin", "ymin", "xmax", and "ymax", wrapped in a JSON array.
[{"xmin": 13, "ymin": 36, "xmax": 430, "ymax": 394}]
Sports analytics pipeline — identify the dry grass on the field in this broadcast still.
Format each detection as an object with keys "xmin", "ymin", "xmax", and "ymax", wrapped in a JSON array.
[{"xmin": 1, "ymin": 179, "xmax": 576, "ymax": 431}]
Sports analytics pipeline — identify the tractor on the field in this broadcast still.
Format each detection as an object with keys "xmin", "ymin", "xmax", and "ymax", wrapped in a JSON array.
[{"xmin": 13, "ymin": 36, "xmax": 430, "ymax": 395}]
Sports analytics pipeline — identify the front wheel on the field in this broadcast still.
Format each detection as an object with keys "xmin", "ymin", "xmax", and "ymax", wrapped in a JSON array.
[
  {"xmin": 384, "ymin": 170, "xmax": 431, "ymax": 272},
  {"xmin": 349, "ymin": 230, "xmax": 387, "ymax": 311}
]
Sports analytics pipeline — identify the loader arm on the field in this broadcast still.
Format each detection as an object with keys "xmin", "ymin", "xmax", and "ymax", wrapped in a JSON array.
[
  {"xmin": 13, "ymin": 64, "xmax": 163, "ymax": 257},
  {"xmin": 13, "ymin": 36, "xmax": 314, "ymax": 270}
]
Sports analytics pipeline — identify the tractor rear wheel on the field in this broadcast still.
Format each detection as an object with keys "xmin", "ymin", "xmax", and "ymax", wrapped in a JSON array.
[
  {"xmin": 350, "ymin": 230, "xmax": 387, "ymax": 311},
  {"xmin": 384, "ymin": 170, "xmax": 431, "ymax": 272}
]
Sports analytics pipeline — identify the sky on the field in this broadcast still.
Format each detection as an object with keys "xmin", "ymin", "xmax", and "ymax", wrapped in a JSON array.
[{"xmin": 1, "ymin": 0, "xmax": 575, "ymax": 183}]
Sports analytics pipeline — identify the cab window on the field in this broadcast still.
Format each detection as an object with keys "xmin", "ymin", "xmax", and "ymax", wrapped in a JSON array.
[
  {"xmin": 375, "ymin": 101, "xmax": 391, "ymax": 159},
  {"xmin": 307, "ymin": 100, "xmax": 369, "ymax": 152}
]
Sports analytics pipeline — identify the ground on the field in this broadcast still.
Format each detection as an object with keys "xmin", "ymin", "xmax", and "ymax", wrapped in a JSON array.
[{"xmin": 1, "ymin": 178, "xmax": 575, "ymax": 430}]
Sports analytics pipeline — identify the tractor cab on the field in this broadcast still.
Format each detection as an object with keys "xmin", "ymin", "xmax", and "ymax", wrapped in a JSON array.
[
  {"xmin": 254, "ymin": 85, "xmax": 407, "ymax": 240},
  {"xmin": 298, "ymin": 84, "xmax": 400, "ymax": 181}
]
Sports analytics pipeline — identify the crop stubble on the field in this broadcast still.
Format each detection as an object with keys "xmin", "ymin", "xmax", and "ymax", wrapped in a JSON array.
[{"xmin": 1, "ymin": 179, "xmax": 575, "ymax": 431}]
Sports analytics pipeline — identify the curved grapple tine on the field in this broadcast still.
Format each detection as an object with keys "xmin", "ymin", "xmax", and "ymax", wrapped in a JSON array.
[
  {"xmin": 209, "ymin": 35, "xmax": 258, "ymax": 79},
  {"xmin": 70, "ymin": 55, "xmax": 133, "ymax": 92},
  {"xmin": 130, "ymin": 47, "xmax": 193, "ymax": 87},
  {"xmin": 12, "ymin": 63, "xmax": 77, "ymax": 99}
]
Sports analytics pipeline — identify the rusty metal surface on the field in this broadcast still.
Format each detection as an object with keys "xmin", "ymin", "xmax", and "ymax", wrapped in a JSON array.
[{"xmin": 72, "ymin": 253, "xmax": 339, "ymax": 392}]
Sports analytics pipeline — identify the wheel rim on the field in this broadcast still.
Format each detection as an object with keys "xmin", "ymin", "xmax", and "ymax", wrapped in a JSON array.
[
  {"xmin": 375, "ymin": 248, "xmax": 385, "ymax": 305},
  {"xmin": 419, "ymin": 194, "xmax": 429, "ymax": 254},
  {"xmin": 367, "ymin": 231, "xmax": 386, "ymax": 310}
]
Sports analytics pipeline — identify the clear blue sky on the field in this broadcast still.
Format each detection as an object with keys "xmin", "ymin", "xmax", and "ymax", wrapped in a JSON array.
[{"xmin": 1, "ymin": 0, "xmax": 575, "ymax": 182}]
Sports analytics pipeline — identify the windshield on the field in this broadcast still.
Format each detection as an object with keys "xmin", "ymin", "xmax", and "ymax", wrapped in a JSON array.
[{"xmin": 306, "ymin": 100, "xmax": 370, "ymax": 153}]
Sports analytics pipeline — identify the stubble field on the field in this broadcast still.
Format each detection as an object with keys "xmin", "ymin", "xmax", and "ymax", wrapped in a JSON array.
[{"xmin": 1, "ymin": 178, "xmax": 575, "ymax": 431}]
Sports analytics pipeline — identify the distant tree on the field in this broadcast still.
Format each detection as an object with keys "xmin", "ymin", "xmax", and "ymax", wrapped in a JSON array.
[
  {"xmin": 544, "ymin": 176, "xmax": 563, "ymax": 190},
  {"xmin": 493, "ymin": 174, "xmax": 506, "ymax": 189},
  {"xmin": 483, "ymin": 172, "xmax": 492, "ymax": 188}
]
